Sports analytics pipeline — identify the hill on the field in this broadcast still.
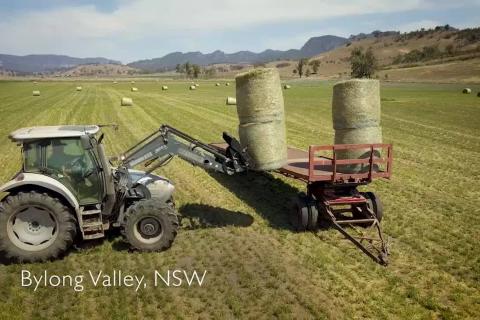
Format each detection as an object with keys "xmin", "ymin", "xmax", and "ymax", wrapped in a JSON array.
[
  {"xmin": 0, "ymin": 54, "xmax": 120, "ymax": 74},
  {"xmin": 128, "ymin": 35, "xmax": 347, "ymax": 72},
  {"xmin": 55, "ymin": 63, "xmax": 140, "ymax": 77}
]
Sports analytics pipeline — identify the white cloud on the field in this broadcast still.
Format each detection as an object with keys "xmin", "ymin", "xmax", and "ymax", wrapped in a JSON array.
[{"xmin": 0, "ymin": 0, "xmax": 478, "ymax": 61}]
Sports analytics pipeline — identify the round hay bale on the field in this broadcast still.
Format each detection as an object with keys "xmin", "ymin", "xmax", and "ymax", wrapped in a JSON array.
[
  {"xmin": 332, "ymin": 79, "xmax": 380, "ymax": 129},
  {"xmin": 195, "ymin": 83, "xmax": 199, "ymax": 87},
  {"xmin": 131, "ymin": 87, "xmax": 138, "ymax": 92},
  {"xmin": 334, "ymin": 127, "xmax": 383, "ymax": 173},
  {"xmin": 463, "ymin": 88, "xmax": 472, "ymax": 94},
  {"xmin": 32, "ymin": 90, "xmax": 40, "ymax": 96},
  {"xmin": 226, "ymin": 97, "xmax": 236, "ymax": 105},
  {"xmin": 162, "ymin": 86, "xmax": 168, "ymax": 90},
  {"xmin": 76, "ymin": 86, "xmax": 82, "ymax": 91},
  {"xmin": 215, "ymin": 83, "xmax": 220, "ymax": 86},
  {"xmin": 477, "ymin": 92, "xmax": 480, "ymax": 97},
  {"xmin": 121, "ymin": 97, "xmax": 133, "ymax": 106},
  {"xmin": 33, "ymin": 81, "xmax": 38, "ymax": 84},
  {"xmin": 284, "ymin": 84, "xmax": 291, "ymax": 89},
  {"xmin": 332, "ymin": 79, "xmax": 381, "ymax": 130},
  {"xmin": 235, "ymin": 68, "xmax": 287, "ymax": 171},
  {"xmin": 131, "ymin": 81, "xmax": 135, "ymax": 84},
  {"xmin": 189, "ymin": 85, "xmax": 196, "ymax": 90},
  {"xmin": 225, "ymin": 82, "xmax": 230, "ymax": 86},
  {"xmin": 113, "ymin": 81, "xmax": 118, "ymax": 84}
]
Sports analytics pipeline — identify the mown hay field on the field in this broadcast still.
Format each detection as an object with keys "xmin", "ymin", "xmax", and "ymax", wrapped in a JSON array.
[{"xmin": 0, "ymin": 79, "xmax": 479, "ymax": 319}]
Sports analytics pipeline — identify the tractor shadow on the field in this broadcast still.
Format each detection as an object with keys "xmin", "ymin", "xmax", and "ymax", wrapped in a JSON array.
[
  {"xmin": 179, "ymin": 204, "xmax": 254, "ymax": 230},
  {"xmin": 208, "ymin": 171, "xmax": 300, "ymax": 231}
]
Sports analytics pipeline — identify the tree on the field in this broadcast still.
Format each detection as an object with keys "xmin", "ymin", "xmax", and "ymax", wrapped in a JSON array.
[
  {"xmin": 192, "ymin": 64, "xmax": 201, "ymax": 78},
  {"xmin": 305, "ymin": 69, "xmax": 311, "ymax": 77},
  {"xmin": 184, "ymin": 62, "xmax": 192, "ymax": 78},
  {"xmin": 292, "ymin": 69, "xmax": 297, "ymax": 75},
  {"xmin": 350, "ymin": 47, "xmax": 377, "ymax": 78},
  {"xmin": 296, "ymin": 58, "xmax": 308, "ymax": 78},
  {"xmin": 309, "ymin": 60, "xmax": 321, "ymax": 74}
]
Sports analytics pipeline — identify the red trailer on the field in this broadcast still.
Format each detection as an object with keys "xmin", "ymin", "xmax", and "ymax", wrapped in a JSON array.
[{"xmin": 212, "ymin": 143, "xmax": 393, "ymax": 265}]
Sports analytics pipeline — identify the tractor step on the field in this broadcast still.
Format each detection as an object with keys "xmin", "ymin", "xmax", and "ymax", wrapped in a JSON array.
[{"xmin": 79, "ymin": 206, "xmax": 105, "ymax": 240}]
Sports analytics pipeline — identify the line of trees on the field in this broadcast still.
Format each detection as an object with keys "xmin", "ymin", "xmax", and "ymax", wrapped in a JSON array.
[{"xmin": 292, "ymin": 58, "xmax": 321, "ymax": 78}]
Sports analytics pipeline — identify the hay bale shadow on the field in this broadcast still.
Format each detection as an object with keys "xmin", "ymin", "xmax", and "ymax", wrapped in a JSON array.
[
  {"xmin": 179, "ymin": 204, "xmax": 253, "ymax": 230},
  {"xmin": 208, "ymin": 171, "xmax": 300, "ymax": 231}
]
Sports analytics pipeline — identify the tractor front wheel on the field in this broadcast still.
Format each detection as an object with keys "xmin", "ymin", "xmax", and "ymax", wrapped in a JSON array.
[{"xmin": 122, "ymin": 199, "xmax": 179, "ymax": 251}]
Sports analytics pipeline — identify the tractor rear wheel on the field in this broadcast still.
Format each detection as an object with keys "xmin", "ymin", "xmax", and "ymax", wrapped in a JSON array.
[
  {"xmin": 0, "ymin": 191, "xmax": 77, "ymax": 262},
  {"xmin": 122, "ymin": 199, "xmax": 179, "ymax": 251}
]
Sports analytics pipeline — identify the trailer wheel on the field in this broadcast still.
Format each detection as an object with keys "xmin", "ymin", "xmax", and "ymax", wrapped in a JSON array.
[
  {"xmin": 0, "ymin": 191, "xmax": 76, "ymax": 262},
  {"xmin": 123, "ymin": 199, "xmax": 179, "ymax": 251},
  {"xmin": 291, "ymin": 193, "xmax": 318, "ymax": 231},
  {"xmin": 365, "ymin": 192, "xmax": 383, "ymax": 222}
]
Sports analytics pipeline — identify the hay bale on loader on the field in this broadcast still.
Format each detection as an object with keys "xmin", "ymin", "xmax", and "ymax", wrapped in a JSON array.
[
  {"xmin": 235, "ymin": 68, "xmax": 287, "ymax": 171},
  {"xmin": 332, "ymin": 79, "xmax": 382, "ymax": 173},
  {"xmin": 32, "ymin": 90, "xmax": 40, "ymax": 96},
  {"xmin": 463, "ymin": 88, "xmax": 471, "ymax": 94},
  {"xmin": 162, "ymin": 86, "xmax": 168, "ymax": 91},
  {"xmin": 131, "ymin": 87, "xmax": 138, "ymax": 92},
  {"xmin": 226, "ymin": 97, "xmax": 236, "ymax": 105},
  {"xmin": 121, "ymin": 97, "xmax": 133, "ymax": 106}
]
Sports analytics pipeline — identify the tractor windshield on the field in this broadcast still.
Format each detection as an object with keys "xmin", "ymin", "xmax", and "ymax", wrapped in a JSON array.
[{"xmin": 23, "ymin": 138, "xmax": 103, "ymax": 205}]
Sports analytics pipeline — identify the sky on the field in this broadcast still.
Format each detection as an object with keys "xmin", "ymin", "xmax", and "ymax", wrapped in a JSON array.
[{"xmin": 0, "ymin": 0, "xmax": 479, "ymax": 63}]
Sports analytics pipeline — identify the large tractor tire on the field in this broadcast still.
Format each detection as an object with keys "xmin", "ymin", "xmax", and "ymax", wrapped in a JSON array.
[
  {"xmin": 122, "ymin": 199, "xmax": 179, "ymax": 251},
  {"xmin": 0, "ymin": 191, "xmax": 77, "ymax": 262}
]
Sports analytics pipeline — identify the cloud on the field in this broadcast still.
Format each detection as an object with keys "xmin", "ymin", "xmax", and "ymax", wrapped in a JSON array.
[{"xmin": 0, "ymin": 0, "xmax": 478, "ymax": 61}]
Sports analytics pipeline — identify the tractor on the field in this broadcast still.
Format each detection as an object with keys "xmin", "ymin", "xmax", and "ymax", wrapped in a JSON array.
[{"xmin": 0, "ymin": 124, "xmax": 249, "ymax": 262}]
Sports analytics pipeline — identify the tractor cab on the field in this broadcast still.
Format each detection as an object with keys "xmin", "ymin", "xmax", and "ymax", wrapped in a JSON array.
[{"xmin": 9, "ymin": 125, "xmax": 106, "ymax": 206}]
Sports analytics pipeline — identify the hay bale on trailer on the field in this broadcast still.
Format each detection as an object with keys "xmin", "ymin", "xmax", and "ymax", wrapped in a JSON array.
[
  {"xmin": 131, "ymin": 87, "xmax": 138, "ymax": 92},
  {"xmin": 463, "ymin": 88, "xmax": 472, "ymax": 94},
  {"xmin": 236, "ymin": 68, "xmax": 287, "ymax": 171},
  {"xmin": 121, "ymin": 97, "xmax": 133, "ymax": 106},
  {"xmin": 76, "ymin": 86, "xmax": 82, "ymax": 91},
  {"xmin": 32, "ymin": 90, "xmax": 40, "ymax": 96},
  {"xmin": 226, "ymin": 97, "xmax": 236, "ymax": 105},
  {"xmin": 284, "ymin": 84, "xmax": 291, "ymax": 89},
  {"xmin": 332, "ymin": 79, "xmax": 382, "ymax": 173},
  {"xmin": 189, "ymin": 85, "xmax": 196, "ymax": 90},
  {"xmin": 162, "ymin": 86, "xmax": 168, "ymax": 90}
]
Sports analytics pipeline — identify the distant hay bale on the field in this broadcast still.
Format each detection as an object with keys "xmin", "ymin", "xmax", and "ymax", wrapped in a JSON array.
[
  {"xmin": 226, "ymin": 97, "xmax": 236, "ymax": 105},
  {"xmin": 113, "ymin": 81, "xmax": 118, "ymax": 84},
  {"xmin": 76, "ymin": 86, "xmax": 82, "ymax": 91},
  {"xmin": 225, "ymin": 82, "xmax": 230, "ymax": 86},
  {"xmin": 131, "ymin": 81, "xmax": 135, "ymax": 84},
  {"xmin": 215, "ymin": 83, "xmax": 220, "ymax": 86},
  {"xmin": 32, "ymin": 90, "xmax": 40, "ymax": 96},
  {"xmin": 162, "ymin": 86, "xmax": 168, "ymax": 90},
  {"xmin": 195, "ymin": 83, "xmax": 199, "ymax": 87},
  {"xmin": 284, "ymin": 84, "xmax": 291, "ymax": 89},
  {"xmin": 236, "ymin": 68, "xmax": 287, "ymax": 171},
  {"xmin": 33, "ymin": 81, "xmax": 38, "ymax": 84},
  {"xmin": 189, "ymin": 85, "xmax": 196, "ymax": 90},
  {"xmin": 131, "ymin": 87, "xmax": 138, "ymax": 92},
  {"xmin": 121, "ymin": 97, "xmax": 133, "ymax": 106},
  {"xmin": 332, "ymin": 79, "xmax": 381, "ymax": 130},
  {"xmin": 463, "ymin": 88, "xmax": 472, "ymax": 94},
  {"xmin": 477, "ymin": 92, "xmax": 480, "ymax": 97}
]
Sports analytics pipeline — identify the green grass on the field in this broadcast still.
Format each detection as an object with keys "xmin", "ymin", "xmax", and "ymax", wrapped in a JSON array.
[{"xmin": 0, "ymin": 79, "xmax": 479, "ymax": 319}]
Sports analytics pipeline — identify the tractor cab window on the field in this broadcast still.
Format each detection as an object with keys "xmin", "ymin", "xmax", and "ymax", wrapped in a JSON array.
[{"xmin": 24, "ymin": 138, "xmax": 103, "ymax": 205}]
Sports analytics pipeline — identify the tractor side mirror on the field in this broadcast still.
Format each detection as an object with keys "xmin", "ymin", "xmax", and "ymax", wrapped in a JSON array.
[{"xmin": 80, "ymin": 135, "xmax": 93, "ymax": 150}]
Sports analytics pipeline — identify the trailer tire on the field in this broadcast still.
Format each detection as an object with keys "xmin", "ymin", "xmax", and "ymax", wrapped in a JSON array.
[
  {"xmin": 0, "ymin": 191, "xmax": 76, "ymax": 262},
  {"xmin": 352, "ymin": 192, "xmax": 383, "ymax": 223},
  {"xmin": 291, "ymin": 193, "xmax": 309, "ymax": 231},
  {"xmin": 122, "ymin": 199, "xmax": 179, "ymax": 252}
]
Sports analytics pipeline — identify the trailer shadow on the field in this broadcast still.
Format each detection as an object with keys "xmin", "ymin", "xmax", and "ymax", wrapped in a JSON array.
[
  {"xmin": 179, "ymin": 204, "xmax": 254, "ymax": 230},
  {"xmin": 208, "ymin": 171, "xmax": 300, "ymax": 231}
]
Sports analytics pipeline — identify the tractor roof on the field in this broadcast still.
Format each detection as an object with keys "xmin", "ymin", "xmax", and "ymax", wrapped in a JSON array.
[{"xmin": 9, "ymin": 125, "xmax": 100, "ymax": 142}]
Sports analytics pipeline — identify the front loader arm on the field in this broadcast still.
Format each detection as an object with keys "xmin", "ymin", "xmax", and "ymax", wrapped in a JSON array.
[{"xmin": 120, "ymin": 125, "xmax": 250, "ymax": 175}]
